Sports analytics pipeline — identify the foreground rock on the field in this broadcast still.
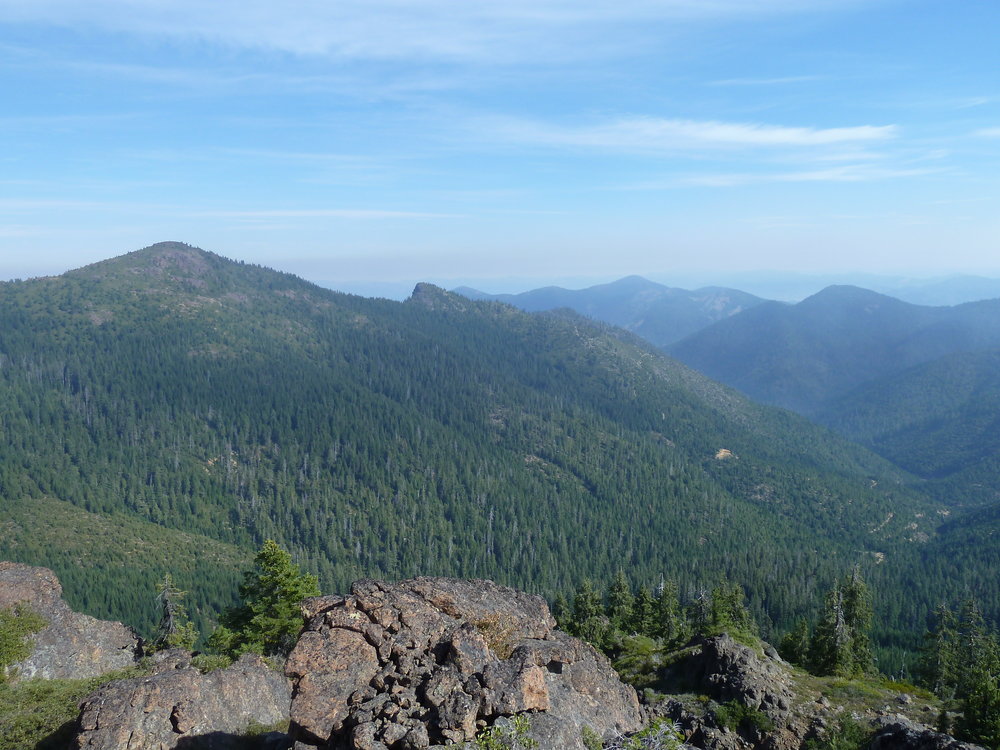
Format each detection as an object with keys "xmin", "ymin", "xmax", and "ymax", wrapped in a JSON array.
[
  {"xmin": 651, "ymin": 635, "xmax": 985, "ymax": 750},
  {"xmin": 870, "ymin": 716, "xmax": 985, "ymax": 750},
  {"xmin": 286, "ymin": 577, "xmax": 643, "ymax": 749},
  {"xmin": 0, "ymin": 561, "xmax": 141, "ymax": 680},
  {"xmin": 74, "ymin": 652, "xmax": 292, "ymax": 749}
]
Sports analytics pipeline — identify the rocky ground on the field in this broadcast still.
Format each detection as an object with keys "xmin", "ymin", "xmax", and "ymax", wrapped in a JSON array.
[
  {"xmin": 646, "ymin": 634, "xmax": 980, "ymax": 750},
  {"xmin": 0, "ymin": 563, "xmax": 985, "ymax": 750}
]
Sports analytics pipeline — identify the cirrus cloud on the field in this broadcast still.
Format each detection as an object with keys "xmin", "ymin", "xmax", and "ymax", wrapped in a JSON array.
[{"xmin": 483, "ymin": 115, "xmax": 897, "ymax": 151}]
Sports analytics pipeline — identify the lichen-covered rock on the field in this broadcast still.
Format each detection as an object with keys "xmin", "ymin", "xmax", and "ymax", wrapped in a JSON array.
[
  {"xmin": 0, "ymin": 561, "xmax": 141, "ymax": 680},
  {"xmin": 870, "ymin": 715, "xmax": 986, "ymax": 750},
  {"xmin": 74, "ymin": 653, "xmax": 292, "ymax": 749},
  {"xmin": 286, "ymin": 577, "xmax": 643, "ymax": 749}
]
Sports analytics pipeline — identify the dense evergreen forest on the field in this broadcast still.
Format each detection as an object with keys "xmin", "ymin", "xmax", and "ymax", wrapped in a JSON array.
[{"xmin": 0, "ymin": 243, "xmax": 993, "ymax": 670}]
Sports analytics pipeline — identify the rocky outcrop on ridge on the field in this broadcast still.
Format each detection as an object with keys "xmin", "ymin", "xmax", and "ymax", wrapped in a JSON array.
[
  {"xmin": 0, "ymin": 561, "xmax": 141, "ymax": 680},
  {"xmin": 74, "ymin": 652, "xmax": 292, "ymax": 750},
  {"xmin": 285, "ymin": 577, "xmax": 643, "ymax": 749}
]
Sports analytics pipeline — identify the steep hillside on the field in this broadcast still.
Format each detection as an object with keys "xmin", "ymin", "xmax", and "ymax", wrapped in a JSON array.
[
  {"xmin": 668, "ymin": 285, "xmax": 1000, "ymax": 416},
  {"xmin": 456, "ymin": 275, "xmax": 764, "ymax": 347},
  {"xmin": 0, "ymin": 244, "xmax": 947, "ymax": 638},
  {"xmin": 816, "ymin": 349, "xmax": 1000, "ymax": 502}
]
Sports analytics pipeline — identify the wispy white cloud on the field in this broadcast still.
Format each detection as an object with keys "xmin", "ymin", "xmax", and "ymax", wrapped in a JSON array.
[
  {"xmin": 0, "ymin": 0, "xmax": 874, "ymax": 62},
  {"xmin": 484, "ymin": 115, "xmax": 896, "ymax": 152},
  {"xmin": 684, "ymin": 165, "xmax": 938, "ymax": 186},
  {"xmin": 195, "ymin": 208, "xmax": 461, "ymax": 220},
  {"xmin": 708, "ymin": 75, "xmax": 826, "ymax": 86},
  {"xmin": 974, "ymin": 127, "xmax": 1000, "ymax": 137},
  {"xmin": 622, "ymin": 164, "xmax": 938, "ymax": 189}
]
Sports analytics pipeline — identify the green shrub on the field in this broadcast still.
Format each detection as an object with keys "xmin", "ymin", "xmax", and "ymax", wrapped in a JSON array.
[
  {"xmin": 0, "ymin": 605, "xmax": 47, "ymax": 681},
  {"xmin": 605, "ymin": 718, "xmax": 684, "ymax": 749},
  {"xmin": 470, "ymin": 715, "xmax": 538, "ymax": 749},
  {"xmin": 581, "ymin": 725, "xmax": 603, "ymax": 750},
  {"xmin": 804, "ymin": 712, "xmax": 871, "ymax": 750},
  {"xmin": 712, "ymin": 700, "xmax": 775, "ymax": 734},
  {"xmin": 0, "ymin": 667, "xmax": 145, "ymax": 750}
]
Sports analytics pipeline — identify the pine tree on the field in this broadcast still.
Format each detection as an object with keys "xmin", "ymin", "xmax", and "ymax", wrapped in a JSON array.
[
  {"xmin": 710, "ymin": 579, "xmax": 756, "ymax": 639},
  {"xmin": 809, "ymin": 586, "xmax": 853, "ymax": 676},
  {"xmin": 607, "ymin": 570, "xmax": 635, "ymax": 633},
  {"xmin": 153, "ymin": 574, "xmax": 198, "ymax": 651},
  {"xmin": 209, "ymin": 540, "xmax": 320, "ymax": 657},
  {"xmin": 654, "ymin": 579, "xmax": 687, "ymax": 647},
  {"xmin": 958, "ymin": 638, "xmax": 1000, "ymax": 748},
  {"xmin": 919, "ymin": 603, "xmax": 960, "ymax": 698},
  {"xmin": 808, "ymin": 568, "xmax": 874, "ymax": 677},
  {"xmin": 840, "ymin": 566, "xmax": 874, "ymax": 675},
  {"xmin": 551, "ymin": 594, "xmax": 572, "ymax": 630},
  {"xmin": 571, "ymin": 579, "xmax": 610, "ymax": 648},
  {"xmin": 630, "ymin": 586, "xmax": 656, "ymax": 637},
  {"xmin": 779, "ymin": 618, "xmax": 811, "ymax": 666}
]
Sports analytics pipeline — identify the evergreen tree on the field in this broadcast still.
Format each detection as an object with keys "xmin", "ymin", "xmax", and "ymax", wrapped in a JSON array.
[
  {"xmin": 153, "ymin": 574, "xmax": 198, "ymax": 651},
  {"xmin": 958, "ymin": 639, "xmax": 1000, "ymax": 748},
  {"xmin": 607, "ymin": 570, "xmax": 635, "ymax": 632},
  {"xmin": 810, "ymin": 586, "xmax": 853, "ymax": 676},
  {"xmin": 654, "ymin": 579, "xmax": 687, "ymax": 646},
  {"xmin": 209, "ymin": 540, "xmax": 320, "ymax": 657},
  {"xmin": 919, "ymin": 603, "xmax": 961, "ymax": 698},
  {"xmin": 570, "ymin": 579, "xmax": 610, "ymax": 648},
  {"xmin": 630, "ymin": 585, "xmax": 656, "ymax": 637},
  {"xmin": 551, "ymin": 594, "xmax": 572, "ymax": 630},
  {"xmin": 779, "ymin": 618, "xmax": 811, "ymax": 666},
  {"xmin": 808, "ymin": 568, "xmax": 874, "ymax": 677},
  {"xmin": 710, "ymin": 579, "xmax": 757, "ymax": 639},
  {"xmin": 840, "ymin": 566, "xmax": 875, "ymax": 675}
]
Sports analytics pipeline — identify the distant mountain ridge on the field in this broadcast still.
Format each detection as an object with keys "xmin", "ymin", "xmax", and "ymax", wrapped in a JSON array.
[
  {"xmin": 455, "ymin": 275, "xmax": 766, "ymax": 347},
  {"xmin": 668, "ymin": 285, "xmax": 1000, "ymax": 415}
]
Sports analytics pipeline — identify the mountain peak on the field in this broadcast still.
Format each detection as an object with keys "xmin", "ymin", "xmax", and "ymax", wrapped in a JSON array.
[
  {"xmin": 408, "ymin": 282, "xmax": 470, "ymax": 312},
  {"xmin": 798, "ymin": 284, "xmax": 908, "ymax": 310},
  {"xmin": 68, "ymin": 241, "xmax": 225, "ymax": 283}
]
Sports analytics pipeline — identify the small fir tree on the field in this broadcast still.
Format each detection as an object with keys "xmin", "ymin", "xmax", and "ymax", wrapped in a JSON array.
[
  {"xmin": 607, "ymin": 570, "xmax": 636, "ymax": 632},
  {"xmin": 209, "ymin": 540, "xmax": 320, "ymax": 657},
  {"xmin": 779, "ymin": 618, "xmax": 811, "ymax": 666}
]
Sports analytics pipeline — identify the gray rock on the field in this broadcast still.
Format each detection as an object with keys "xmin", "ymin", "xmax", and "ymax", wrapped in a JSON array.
[
  {"xmin": 74, "ymin": 653, "xmax": 292, "ymax": 749},
  {"xmin": 286, "ymin": 577, "xmax": 643, "ymax": 749},
  {"xmin": 0, "ymin": 561, "xmax": 141, "ymax": 681},
  {"xmin": 661, "ymin": 634, "xmax": 794, "ymax": 718},
  {"xmin": 870, "ymin": 715, "xmax": 986, "ymax": 750}
]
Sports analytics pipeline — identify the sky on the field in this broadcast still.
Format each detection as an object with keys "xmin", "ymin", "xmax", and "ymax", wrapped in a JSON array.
[{"xmin": 1, "ymin": 0, "xmax": 999, "ymax": 296}]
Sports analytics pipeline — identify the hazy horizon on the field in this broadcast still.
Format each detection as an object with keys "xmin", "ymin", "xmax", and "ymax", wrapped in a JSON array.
[
  {"xmin": 2, "ymin": 1, "xmax": 998, "ymax": 286},
  {"xmin": 6, "ymin": 242, "xmax": 1000, "ymax": 306}
]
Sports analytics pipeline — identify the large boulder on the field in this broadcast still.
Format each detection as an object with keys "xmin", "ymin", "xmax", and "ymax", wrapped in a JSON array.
[
  {"xmin": 662, "ymin": 635, "xmax": 794, "ymax": 717},
  {"xmin": 0, "ymin": 561, "xmax": 141, "ymax": 680},
  {"xmin": 286, "ymin": 577, "xmax": 643, "ymax": 749},
  {"xmin": 74, "ymin": 652, "xmax": 293, "ymax": 749},
  {"xmin": 870, "ymin": 716, "xmax": 986, "ymax": 750}
]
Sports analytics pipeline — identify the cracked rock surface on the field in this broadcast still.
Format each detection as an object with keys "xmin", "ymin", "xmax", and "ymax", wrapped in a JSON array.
[
  {"xmin": 74, "ymin": 653, "xmax": 292, "ymax": 750},
  {"xmin": 286, "ymin": 577, "xmax": 643, "ymax": 749}
]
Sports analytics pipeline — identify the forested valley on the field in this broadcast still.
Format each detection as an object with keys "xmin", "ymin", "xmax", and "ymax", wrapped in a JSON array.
[{"xmin": 0, "ymin": 243, "xmax": 996, "ymax": 677}]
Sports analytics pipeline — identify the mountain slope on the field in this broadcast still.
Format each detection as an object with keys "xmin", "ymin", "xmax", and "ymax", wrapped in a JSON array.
[
  {"xmin": 817, "ymin": 349, "xmax": 1000, "ymax": 499},
  {"xmin": 455, "ymin": 275, "xmax": 765, "ymax": 347},
  {"xmin": 668, "ymin": 285, "xmax": 1000, "ymax": 415},
  {"xmin": 0, "ymin": 244, "xmax": 948, "ymax": 638}
]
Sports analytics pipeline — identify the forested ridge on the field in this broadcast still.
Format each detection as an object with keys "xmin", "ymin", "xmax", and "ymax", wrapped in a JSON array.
[{"xmin": 0, "ymin": 243, "xmax": 989, "ymax": 668}]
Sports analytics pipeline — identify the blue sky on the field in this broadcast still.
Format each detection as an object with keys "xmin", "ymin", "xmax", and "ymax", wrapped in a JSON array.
[{"xmin": 1, "ymin": 0, "xmax": 998, "ymax": 295}]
